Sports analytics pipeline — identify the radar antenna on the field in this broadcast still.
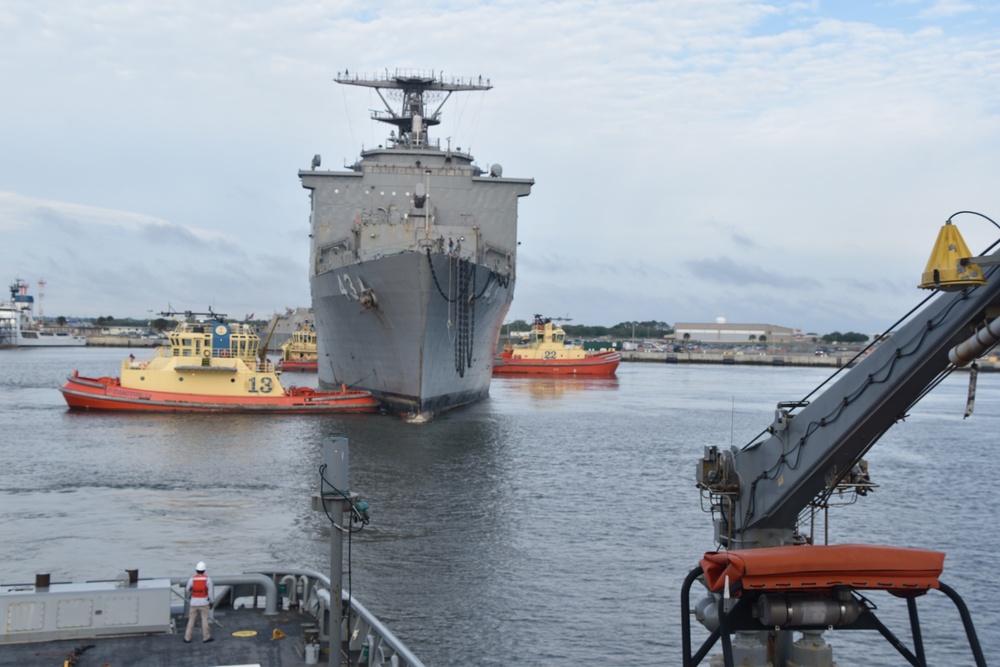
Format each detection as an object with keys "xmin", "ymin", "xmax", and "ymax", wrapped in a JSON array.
[{"xmin": 334, "ymin": 69, "xmax": 491, "ymax": 148}]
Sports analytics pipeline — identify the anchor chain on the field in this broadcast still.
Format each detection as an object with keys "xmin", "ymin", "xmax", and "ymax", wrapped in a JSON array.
[
  {"xmin": 427, "ymin": 248, "xmax": 510, "ymax": 301},
  {"xmin": 452, "ymin": 259, "xmax": 475, "ymax": 376},
  {"xmin": 426, "ymin": 249, "xmax": 512, "ymax": 377}
]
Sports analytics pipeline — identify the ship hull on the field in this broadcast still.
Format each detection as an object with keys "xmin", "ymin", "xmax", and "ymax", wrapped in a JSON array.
[
  {"xmin": 17, "ymin": 331, "xmax": 87, "ymax": 347},
  {"xmin": 0, "ymin": 306, "xmax": 86, "ymax": 347},
  {"xmin": 60, "ymin": 373, "xmax": 379, "ymax": 413},
  {"xmin": 493, "ymin": 351, "xmax": 621, "ymax": 376},
  {"xmin": 302, "ymin": 71, "xmax": 533, "ymax": 420},
  {"xmin": 312, "ymin": 251, "xmax": 513, "ymax": 419},
  {"xmin": 2, "ymin": 280, "xmax": 87, "ymax": 347}
]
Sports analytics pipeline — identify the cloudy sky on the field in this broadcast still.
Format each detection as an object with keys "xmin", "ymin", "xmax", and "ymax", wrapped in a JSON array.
[{"xmin": 2, "ymin": 1, "xmax": 999, "ymax": 334}]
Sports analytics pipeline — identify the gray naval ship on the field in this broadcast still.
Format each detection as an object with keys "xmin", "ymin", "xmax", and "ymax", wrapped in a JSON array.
[{"xmin": 300, "ymin": 69, "xmax": 533, "ymax": 421}]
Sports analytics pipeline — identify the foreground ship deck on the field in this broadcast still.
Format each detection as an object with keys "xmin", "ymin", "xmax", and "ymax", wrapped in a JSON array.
[
  {"xmin": 302, "ymin": 69, "xmax": 533, "ymax": 420},
  {"xmin": 2, "ymin": 438, "xmax": 421, "ymax": 667},
  {"xmin": 0, "ymin": 572, "xmax": 409, "ymax": 667},
  {"xmin": 0, "ymin": 575, "xmax": 382, "ymax": 667}
]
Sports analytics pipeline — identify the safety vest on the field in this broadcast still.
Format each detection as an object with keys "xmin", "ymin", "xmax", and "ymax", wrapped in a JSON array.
[{"xmin": 191, "ymin": 574, "xmax": 209, "ymax": 599}]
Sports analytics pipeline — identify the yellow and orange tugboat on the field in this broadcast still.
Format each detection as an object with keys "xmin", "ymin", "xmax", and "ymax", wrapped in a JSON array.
[
  {"xmin": 277, "ymin": 323, "xmax": 319, "ymax": 372},
  {"xmin": 493, "ymin": 315, "xmax": 620, "ymax": 376},
  {"xmin": 60, "ymin": 312, "xmax": 379, "ymax": 413}
]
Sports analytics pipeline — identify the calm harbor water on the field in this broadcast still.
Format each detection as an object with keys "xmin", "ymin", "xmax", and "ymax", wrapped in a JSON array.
[{"xmin": 1, "ymin": 346, "xmax": 997, "ymax": 666}]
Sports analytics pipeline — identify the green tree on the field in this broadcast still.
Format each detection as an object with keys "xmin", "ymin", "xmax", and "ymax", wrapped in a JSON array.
[{"xmin": 822, "ymin": 331, "xmax": 868, "ymax": 344}]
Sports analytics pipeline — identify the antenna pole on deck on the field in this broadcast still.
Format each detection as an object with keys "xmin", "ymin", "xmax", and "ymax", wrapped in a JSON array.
[{"xmin": 314, "ymin": 437, "xmax": 355, "ymax": 667}]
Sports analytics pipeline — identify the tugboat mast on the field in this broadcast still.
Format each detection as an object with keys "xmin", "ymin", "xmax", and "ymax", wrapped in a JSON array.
[{"xmin": 334, "ymin": 69, "xmax": 491, "ymax": 148}]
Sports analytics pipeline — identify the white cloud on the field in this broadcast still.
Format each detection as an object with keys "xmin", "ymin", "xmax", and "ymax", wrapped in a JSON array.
[
  {"xmin": 0, "ymin": 192, "xmax": 308, "ymax": 318},
  {"xmin": 0, "ymin": 192, "xmax": 230, "ymax": 242},
  {"xmin": 918, "ymin": 0, "xmax": 977, "ymax": 19}
]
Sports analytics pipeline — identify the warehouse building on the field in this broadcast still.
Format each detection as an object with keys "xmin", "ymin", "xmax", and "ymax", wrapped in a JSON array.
[{"xmin": 673, "ymin": 320, "xmax": 796, "ymax": 344}]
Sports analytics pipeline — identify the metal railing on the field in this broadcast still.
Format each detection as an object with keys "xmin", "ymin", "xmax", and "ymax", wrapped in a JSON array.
[{"xmin": 245, "ymin": 567, "xmax": 426, "ymax": 667}]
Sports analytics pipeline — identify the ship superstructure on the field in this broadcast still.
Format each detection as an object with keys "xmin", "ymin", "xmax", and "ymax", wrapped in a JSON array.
[
  {"xmin": 300, "ymin": 69, "xmax": 533, "ymax": 420},
  {"xmin": 278, "ymin": 322, "xmax": 319, "ymax": 372},
  {"xmin": 0, "ymin": 279, "xmax": 85, "ymax": 347}
]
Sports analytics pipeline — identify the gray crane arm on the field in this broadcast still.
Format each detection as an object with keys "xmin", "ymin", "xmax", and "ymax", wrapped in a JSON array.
[{"xmin": 699, "ymin": 254, "xmax": 1000, "ymax": 549}]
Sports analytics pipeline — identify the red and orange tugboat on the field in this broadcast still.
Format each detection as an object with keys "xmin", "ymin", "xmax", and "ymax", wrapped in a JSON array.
[
  {"xmin": 60, "ymin": 312, "xmax": 379, "ymax": 413},
  {"xmin": 277, "ymin": 323, "xmax": 319, "ymax": 372},
  {"xmin": 493, "ymin": 315, "xmax": 620, "ymax": 376}
]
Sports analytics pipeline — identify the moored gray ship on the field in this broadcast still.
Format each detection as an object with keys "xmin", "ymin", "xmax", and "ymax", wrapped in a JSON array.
[{"xmin": 300, "ymin": 69, "xmax": 533, "ymax": 420}]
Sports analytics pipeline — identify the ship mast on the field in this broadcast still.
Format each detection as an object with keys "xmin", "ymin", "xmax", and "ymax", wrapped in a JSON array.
[
  {"xmin": 334, "ymin": 69, "xmax": 491, "ymax": 148},
  {"xmin": 37, "ymin": 278, "xmax": 45, "ymax": 321}
]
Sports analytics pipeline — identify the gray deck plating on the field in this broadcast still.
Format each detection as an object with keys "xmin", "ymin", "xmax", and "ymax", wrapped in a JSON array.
[{"xmin": 0, "ymin": 605, "xmax": 319, "ymax": 667}]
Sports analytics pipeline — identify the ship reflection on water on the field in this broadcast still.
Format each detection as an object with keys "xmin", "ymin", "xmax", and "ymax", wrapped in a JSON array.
[{"xmin": 494, "ymin": 375, "xmax": 620, "ymax": 401}]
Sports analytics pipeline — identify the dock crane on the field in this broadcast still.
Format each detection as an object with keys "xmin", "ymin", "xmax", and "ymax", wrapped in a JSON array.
[{"xmin": 684, "ymin": 212, "xmax": 996, "ymax": 667}]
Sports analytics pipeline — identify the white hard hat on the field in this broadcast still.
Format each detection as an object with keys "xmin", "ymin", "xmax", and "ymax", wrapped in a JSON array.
[{"xmin": 196, "ymin": 561, "xmax": 206, "ymax": 572}]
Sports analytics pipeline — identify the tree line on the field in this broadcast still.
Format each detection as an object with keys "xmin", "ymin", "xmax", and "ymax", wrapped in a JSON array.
[
  {"xmin": 505, "ymin": 319, "xmax": 872, "ymax": 343},
  {"xmin": 817, "ymin": 331, "xmax": 869, "ymax": 344},
  {"xmin": 506, "ymin": 320, "xmax": 673, "ymax": 339},
  {"xmin": 68, "ymin": 315, "xmax": 872, "ymax": 344}
]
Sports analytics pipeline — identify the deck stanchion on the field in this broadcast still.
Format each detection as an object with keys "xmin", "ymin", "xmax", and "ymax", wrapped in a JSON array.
[{"xmin": 318, "ymin": 437, "xmax": 353, "ymax": 667}]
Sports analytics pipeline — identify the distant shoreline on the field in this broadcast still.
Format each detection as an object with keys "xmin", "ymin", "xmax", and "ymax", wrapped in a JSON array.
[
  {"xmin": 620, "ymin": 349, "xmax": 1000, "ymax": 371},
  {"xmin": 75, "ymin": 338, "xmax": 1000, "ymax": 372}
]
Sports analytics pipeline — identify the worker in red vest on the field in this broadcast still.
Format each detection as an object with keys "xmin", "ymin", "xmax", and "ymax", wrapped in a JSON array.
[{"xmin": 184, "ymin": 561, "xmax": 215, "ymax": 643}]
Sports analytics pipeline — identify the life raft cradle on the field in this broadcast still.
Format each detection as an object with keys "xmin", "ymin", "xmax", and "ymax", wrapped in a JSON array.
[{"xmin": 680, "ymin": 544, "xmax": 988, "ymax": 667}]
